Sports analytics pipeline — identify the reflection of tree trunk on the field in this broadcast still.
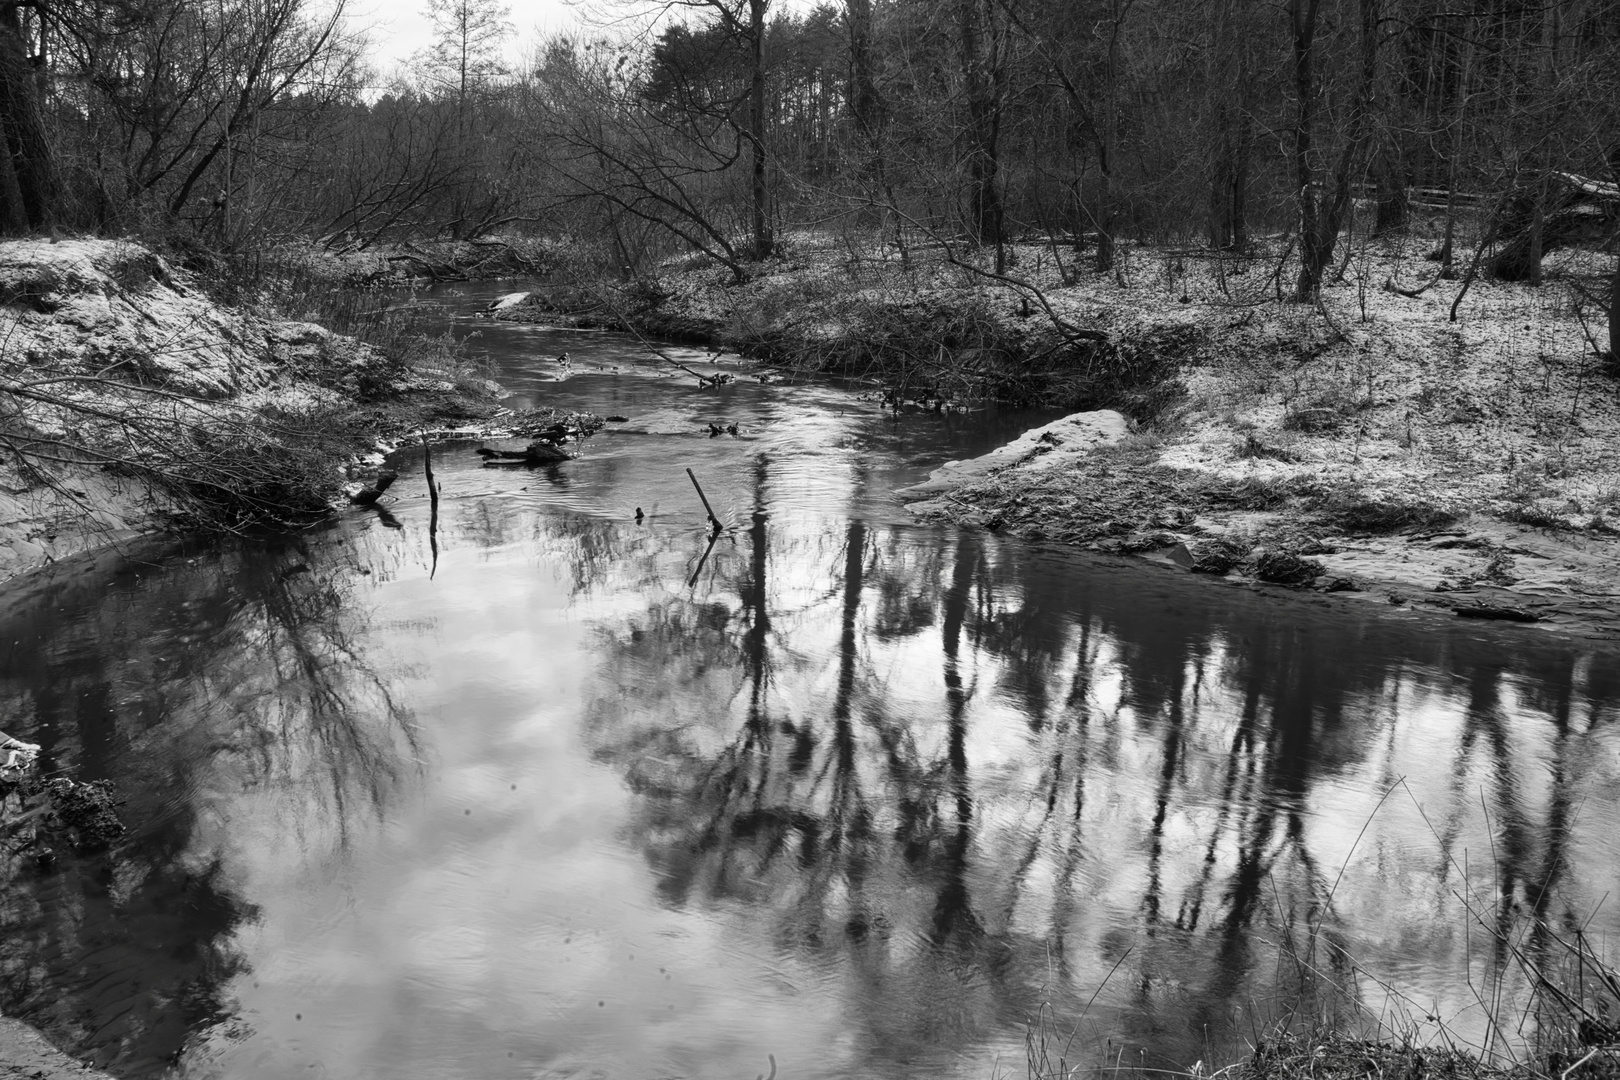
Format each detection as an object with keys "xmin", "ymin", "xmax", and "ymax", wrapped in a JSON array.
[
  {"xmin": 1527, "ymin": 659, "xmax": 1574, "ymax": 984},
  {"xmin": 743, "ymin": 459, "xmax": 772, "ymax": 738},
  {"xmin": 932, "ymin": 536, "xmax": 981, "ymax": 945},
  {"xmin": 831, "ymin": 521, "xmax": 866, "ymax": 752},
  {"xmin": 829, "ymin": 518, "xmax": 867, "ymax": 899},
  {"xmin": 1141, "ymin": 662, "xmax": 1186, "ymax": 931}
]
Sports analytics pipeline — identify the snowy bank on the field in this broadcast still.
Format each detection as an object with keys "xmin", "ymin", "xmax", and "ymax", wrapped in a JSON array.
[{"xmin": 0, "ymin": 238, "xmax": 495, "ymax": 583}]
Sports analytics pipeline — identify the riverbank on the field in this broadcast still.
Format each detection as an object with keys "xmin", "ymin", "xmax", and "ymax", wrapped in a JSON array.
[
  {"xmin": 0, "ymin": 238, "xmax": 501, "ymax": 585},
  {"xmin": 0, "ymin": 1017, "xmax": 119, "ymax": 1079},
  {"xmin": 499, "ymin": 231, "xmax": 1620, "ymax": 637}
]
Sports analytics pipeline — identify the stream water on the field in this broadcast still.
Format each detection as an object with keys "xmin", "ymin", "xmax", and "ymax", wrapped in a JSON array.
[{"xmin": 2, "ymin": 284, "xmax": 1619, "ymax": 1080}]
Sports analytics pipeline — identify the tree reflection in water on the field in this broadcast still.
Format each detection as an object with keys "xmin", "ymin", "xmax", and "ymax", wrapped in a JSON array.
[
  {"xmin": 0, "ymin": 478, "xmax": 1615, "ymax": 1078},
  {"xmin": 0, "ymin": 531, "xmax": 417, "ymax": 1078},
  {"xmin": 578, "ymin": 489, "xmax": 1620, "ymax": 1070}
]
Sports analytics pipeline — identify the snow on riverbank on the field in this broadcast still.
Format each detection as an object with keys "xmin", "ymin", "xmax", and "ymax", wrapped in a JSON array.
[
  {"xmin": 546, "ymin": 230, "xmax": 1620, "ymax": 635},
  {"xmin": 0, "ymin": 238, "xmax": 485, "ymax": 583}
]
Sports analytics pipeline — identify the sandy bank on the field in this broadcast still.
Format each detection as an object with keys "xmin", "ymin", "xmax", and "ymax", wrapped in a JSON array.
[
  {"xmin": 0, "ymin": 1017, "xmax": 117, "ymax": 1079},
  {"xmin": 0, "ymin": 238, "xmax": 497, "ymax": 585}
]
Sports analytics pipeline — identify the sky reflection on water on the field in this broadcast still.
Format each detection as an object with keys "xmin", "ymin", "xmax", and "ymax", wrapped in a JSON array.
[{"xmin": 1, "ymin": 303, "xmax": 1617, "ymax": 1080}]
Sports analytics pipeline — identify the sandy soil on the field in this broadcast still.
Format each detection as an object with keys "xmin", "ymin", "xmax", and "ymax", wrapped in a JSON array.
[{"xmin": 0, "ymin": 239, "xmax": 493, "ymax": 584}]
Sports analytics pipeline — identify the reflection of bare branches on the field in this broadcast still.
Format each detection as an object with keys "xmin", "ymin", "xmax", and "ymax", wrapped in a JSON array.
[
  {"xmin": 575, "ymin": 499, "xmax": 1620, "ymax": 1070},
  {"xmin": 0, "ymin": 533, "xmax": 420, "ymax": 1074}
]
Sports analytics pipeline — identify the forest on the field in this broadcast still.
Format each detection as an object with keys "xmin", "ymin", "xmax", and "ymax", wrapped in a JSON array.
[{"xmin": 0, "ymin": 0, "xmax": 1615, "ymax": 319}]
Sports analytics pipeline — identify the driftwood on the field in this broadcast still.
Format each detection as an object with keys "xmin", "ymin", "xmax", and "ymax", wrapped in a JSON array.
[
  {"xmin": 476, "ymin": 443, "xmax": 571, "ymax": 466},
  {"xmin": 347, "ymin": 469, "xmax": 398, "ymax": 506},
  {"xmin": 1453, "ymin": 603, "xmax": 1544, "ymax": 623}
]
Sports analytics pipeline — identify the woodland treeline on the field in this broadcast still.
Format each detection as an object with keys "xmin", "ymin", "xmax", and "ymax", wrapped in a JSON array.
[{"xmin": 1, "ymin": 0, "xmax": 1617, "ymax": 298}]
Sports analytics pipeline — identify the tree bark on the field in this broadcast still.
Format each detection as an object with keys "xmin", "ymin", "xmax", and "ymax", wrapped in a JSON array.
[
  {"xmin": 1207, "ymin": 0, "xmax": 1252, "ymax": 252},
  {"xmin": 748, "ymin": 0, "xmax": 773, "ymax": 261},
  {"xmin": 1608, "ymin": 254, "xmax": 1619, "ymax": 362},
  {"xmin": 1095, "ymin": 0, "xmax": 1127, "ymax": 273},
  {"xmin": 1373, "ymin": 141, "xmax": 1409, "ymax": 235},
  {"xmin": 0, "ymin": 7, "xmax": 58, "ymax": 234},
  {"xmin": 958, "ymin": 0, "xmax": 1003, "ymax": 257},
  {"xmin": 1293, "ymin": 0, "xmax": 1377, "ymax": 301},
  {"xmin": 844, "ymin": 0, "xmax": 889, "ymax": 234},
  {"xmin": 1289, "ymin": 0, "xmax": 1323, "ymax": 299}
]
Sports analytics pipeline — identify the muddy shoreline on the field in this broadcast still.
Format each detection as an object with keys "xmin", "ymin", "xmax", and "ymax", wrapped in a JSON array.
[{"xmin": 899, "ymin": 408, "xmax": 1620, "ymax": 642}]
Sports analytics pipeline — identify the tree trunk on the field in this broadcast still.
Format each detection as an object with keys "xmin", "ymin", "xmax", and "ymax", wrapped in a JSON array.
[
  {"xmin": 748, "ymin": 0, "xmax": 773, "ymax": 261},
  {"xmin": 1374, "ymin": 143, "xmax": 1408, "ymax": 235},
  {"xmin": 958, "ymin": 0, "xmax": 1003, "ymax": 254},
  {"xmin": 1293, "ymin": 0, "xmax": 1377, "ymax": 301},
  {"xmin": 1608, "ymin": 254, "xmax": 1619, "ymax": 363},
  {"xmin": 1208, "ymin": 35, "xmax": 1253, "ymax": 252},
  {"xmin": 1096, "ymin": 0, "xmax": 1128, "ymax": 274},
  {"xmin": 845, "ymin": 0, "xmax": 891, "ymax": 238},
  {"xmin": 0, "ymin": 9, "xmax": 57, "ymax": 234},
  {"xmin": 1289, "ymin": 0, "xmax": 1322, "ymax": 299},
  {"xmin": 1437, "ymin": 11, "xmax": 1474, "ymax": 277}
]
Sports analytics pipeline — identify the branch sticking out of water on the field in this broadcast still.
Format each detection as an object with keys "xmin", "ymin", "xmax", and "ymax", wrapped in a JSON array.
[
  {"xmin": 687, "ymin": 468, "xmax": 722, "ymax": 533},
  {"xmin": 423, "ymin": 434, "xmax": 440, "ymax": 579}
]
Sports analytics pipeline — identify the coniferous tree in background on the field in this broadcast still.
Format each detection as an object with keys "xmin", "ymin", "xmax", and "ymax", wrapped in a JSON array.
[{"xmin": 417, "ymin": 0, "xmax": 513, "ymax": 238}]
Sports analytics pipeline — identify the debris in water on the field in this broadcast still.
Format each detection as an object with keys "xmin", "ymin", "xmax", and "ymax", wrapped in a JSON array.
[{"xmin": 347, "ymin": 469, "xmax": 398, "ymax": 506}]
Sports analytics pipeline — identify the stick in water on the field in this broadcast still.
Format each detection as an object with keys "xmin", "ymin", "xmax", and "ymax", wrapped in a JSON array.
[
  {"xmin": 423, "ymin": 434, "xmax": 441, "ymax": 578},
  {"xmin": 686, "ymin": 467, "xmax": 721, "ymax": 531}
]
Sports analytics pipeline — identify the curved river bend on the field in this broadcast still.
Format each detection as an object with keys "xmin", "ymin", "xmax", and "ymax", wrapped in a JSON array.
[{"xmin": 2, "ymin": 284, "xmax": 1617, "ymax": 1079}]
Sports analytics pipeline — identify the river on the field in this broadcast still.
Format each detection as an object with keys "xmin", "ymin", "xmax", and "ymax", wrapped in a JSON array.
[{"xmin": 2, "ymin": 284, "xmax": 1617, "ymax": 1079}]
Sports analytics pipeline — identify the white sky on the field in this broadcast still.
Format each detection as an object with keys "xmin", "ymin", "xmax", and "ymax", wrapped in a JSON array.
[
  {"xmin": 348, "ymin": 0, "xmax": 590, "ymax": 77},
  {"xmin": 348, "ymin": 0, "xmax": 822, "ymax": 80}
]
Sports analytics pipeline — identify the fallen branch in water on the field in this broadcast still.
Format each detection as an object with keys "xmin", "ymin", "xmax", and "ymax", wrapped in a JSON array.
[
  {"xmin": 423, "ymin": 434, "xmax": 440, "ymax": 578},
  {"xmin": 587, "ymin": 288, "xmax": 733, "ymax": 386},
  {"xmin": 687, "ymin": 467, "xmax": 722, "ymax": 532}
]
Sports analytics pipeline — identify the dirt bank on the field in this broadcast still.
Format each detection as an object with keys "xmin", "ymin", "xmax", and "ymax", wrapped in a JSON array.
[{"xmin": 0, "ymin": 238, "xmax": 499, "ymax": 585}]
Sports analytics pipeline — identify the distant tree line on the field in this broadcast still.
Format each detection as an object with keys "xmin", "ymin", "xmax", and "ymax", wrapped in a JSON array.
[{"xmin": 2, "ymin": 0, "xmax": 1617, "ymax": 301}]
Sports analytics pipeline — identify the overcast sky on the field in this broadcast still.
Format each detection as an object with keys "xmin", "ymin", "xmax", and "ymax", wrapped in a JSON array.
[
  {"xmin": 349, "ymin": 0, "xmax": 591, "ymax": 77},
  {"xmin": 349, "ymin": 0, "xmax": 821, "ymax": 81}
]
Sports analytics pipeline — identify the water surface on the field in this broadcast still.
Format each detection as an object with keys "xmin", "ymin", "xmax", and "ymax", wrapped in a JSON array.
[{"xmin": 2, "ymin": 285, "xmax": 1617, "ymax": 1079}]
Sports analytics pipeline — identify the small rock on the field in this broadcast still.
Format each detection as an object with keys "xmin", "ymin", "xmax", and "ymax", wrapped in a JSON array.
[{"xmin": 1315, "ymin": 576, "xmax": 1358, "ymax": 593}]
